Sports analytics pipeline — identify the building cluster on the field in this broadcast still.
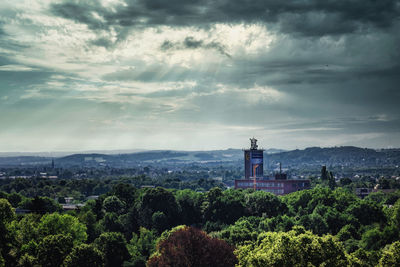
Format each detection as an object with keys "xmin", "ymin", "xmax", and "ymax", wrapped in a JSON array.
[{"xmin": 235, "ymin": 138, "xmax": 311, "ymax": 195}]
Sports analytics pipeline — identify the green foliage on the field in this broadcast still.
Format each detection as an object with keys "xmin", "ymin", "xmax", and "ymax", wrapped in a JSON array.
[
  {"xmin": 17, "ymin": 253, "xmax": 37, "ymax": 267},
  {"xmin": 63, "ymin": 244, "xmax": 104, "ymax": 267},
  {"xmin": 37, "ymin": 234, "xmax": 73, "ymax": 267},
  {"xmin": 217, "ymin": 217, "xmax": 259, "ymax": 246},
  {"xmin": 235, "ymin": 228, "xmax": 351, "ymax": 267},
  {"xmin": 202, "ymin": 188, "xmax": 246, "ymax": 225},
  {"xmin": 112, "ymin": 183, "xmax": 137, "ymax": 206},
  {"xmin": 79, "ymin": 210, "xmax": 100, "ymax": 242},
  {"xmin": 346, "ymin": 200, "xmax": 385, "ymax": 225},
  {"xmin": 245, "ymin": 190, "xmax": 287, "ymax": 217},
  {"xmin": 0, "ymin": 184, "xmax": 399, "ymax": 266},
  {"xmin": 337, "ymin": 224, "xmax": 360, "ymax": 242},
  {"xmin": 351, "ymin": 248, "xmax": 380, "ymax": 267},
  {"xmin": 379, "ymin": 241, "xmax": 400, "ymax": 267},
  {"xmin": 101, "ymin": 212, "xmax": 124, "ymax": 233},
  {"xmin": 175, "ymin": 189, "xmax": 203, "ymax": 225},
  {"xmin": 103, "ymin": 196, "xmax": 126, "ymax": 214},
  {"xmin": 259, "ymin": 215, "xmax": 295, "ymax": 232},
  {"xmin": 95, "ymin": 232, "xmax": 130, "ymax": 267},
  {"xmin": 37, "ymin": 213, "xmax": 87, "ymax": 245},
  {"xmin": 7, "ymin": 192, "xmax": 23, "ymax": 207},
  {"xmin": 391, "ymin": 198, "xmax": 400, "ymax": 227},
  {"xmin": 151, "ymin": 211, "xmax": 168, "ymax": 233},
  {"xmin": 361, "ymin": 225, "xmax": 399, "ymax": 251},
  {"xmin": 128, "ymin": 227, "xmax": 157, "ymax": 260},
  {"xmin": 20, "ymin": 196, "xmax": 61, "ymax": 213},
  {"xmin": 136, "ymin": 187, "xmax": 179, "ymax": 230},
  {"xmin": 0, "ymin": 251, "xmax": 4, "ymax": 267},
  {"xmin": 0, "ymin": 198, "xmax": 15, "ymax": 263},
  {"xmin": 0, "ymin": 198, "xmax": 15, "ymax": 224}
]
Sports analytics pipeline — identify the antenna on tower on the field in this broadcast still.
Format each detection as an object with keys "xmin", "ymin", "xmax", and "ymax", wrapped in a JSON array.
[{"xmin": 250, "ymin": 137, "xmax": 258, "ymax": 150}]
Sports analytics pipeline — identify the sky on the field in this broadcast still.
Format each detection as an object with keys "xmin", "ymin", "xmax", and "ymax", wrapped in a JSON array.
[{"xmin": 0, "ymin": 0, "xmax": 399, "ymax": 152}]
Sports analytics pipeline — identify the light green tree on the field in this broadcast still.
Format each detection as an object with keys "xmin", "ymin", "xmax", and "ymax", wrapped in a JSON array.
[
  {"xmin": 37, "ymin": 213, "xmax": 87, "ymax": 245},
  {"xmin": 379, "ymin": 241, "xmax": 400, "ymax": 267},
  {"xmin": 235, "ymin": 227, "xmax": 352, "ymax": 267}
]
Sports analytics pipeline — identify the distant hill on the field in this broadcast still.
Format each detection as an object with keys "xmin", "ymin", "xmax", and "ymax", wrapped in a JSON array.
[
  {"xmin": 266, "ymin": 146, "xmax": 400, "ymax": 168},
  {"xmin": 0, "ymin": 146, "xmax": 399, "ymax": 169}
]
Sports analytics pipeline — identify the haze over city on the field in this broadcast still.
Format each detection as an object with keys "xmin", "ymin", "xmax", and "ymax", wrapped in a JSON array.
[{"xmin": 0, "ymin": 0, "xmax": 399, "ymax": 152}]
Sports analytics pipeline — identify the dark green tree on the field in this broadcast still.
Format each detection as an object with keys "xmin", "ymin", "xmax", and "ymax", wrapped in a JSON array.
[
  {"xmin": 95, "ymin": 232, "xmax": 130, "ymax": 267},
  {"xmin": 37, "ymin": 234, "xmax": 73, "ymax": 267},
  {"xmin": 63, "ymin": 244, "xmax": 104, "ymax": 267},
  {"xmin": 103, "ymin": 196, "xmax": 125, "ymax": 214},
  {"xmin": 136, "ymin": 187, "xmax": 179, "ymax": 229}
]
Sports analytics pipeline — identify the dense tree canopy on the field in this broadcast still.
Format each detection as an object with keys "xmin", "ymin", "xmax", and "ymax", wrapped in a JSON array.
[
  {"xmin": 235, "ymin": 227, "xmax": 351, "ymax": 267},
  {"xmin": 0, "ymin": 183, "xmax": 399, "ymax": 266},
  {"xmin": 63, "ymin": 244, "xmax": 104, "ymax": 267}
]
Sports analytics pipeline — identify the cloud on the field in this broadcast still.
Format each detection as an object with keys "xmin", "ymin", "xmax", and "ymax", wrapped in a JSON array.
[
  {"xmin": 49, "ymin": 0, "xmax": 400, "ymax": 37},
  {"xmin": 160, "ymin": 36, "xmax": 231, "ymax": 57},
  {"xmin": 0, "ymin": 64, "xmax": 37, "ymax": 72},
  {"xmin": 0, "ymin": 0, "xmax": 399, "ymax": 150}
]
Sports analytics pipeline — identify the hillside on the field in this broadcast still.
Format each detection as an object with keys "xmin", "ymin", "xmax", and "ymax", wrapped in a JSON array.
[
  {"xmin": 267, "ymin": 146, "xmax": 400, "ymax": 168},
  {"xmin": 0, "ymin": 147, "xmax": 399, "ymax": 169}
]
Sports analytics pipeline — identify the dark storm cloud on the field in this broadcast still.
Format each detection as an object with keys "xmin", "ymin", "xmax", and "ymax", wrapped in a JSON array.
[
  {"xmin": 160, "ymin": 36, "xmax": 231, "ymax": 57},
  {"xmin": 90, "ymin": 37, "xmax": 115, "ymax": 48},
  {"xmin": 50, "ymin": 1, "xmax": 108, "ymax": 30},
  {"xmin": 50, "ymin": 0, "xmax": 400, "ymax": 37}
]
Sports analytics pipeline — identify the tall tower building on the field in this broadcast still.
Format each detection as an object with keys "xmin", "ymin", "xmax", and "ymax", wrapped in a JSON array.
[{"xmin": 244, "ymin": 138, "xmax": 264, "ymax": 179}]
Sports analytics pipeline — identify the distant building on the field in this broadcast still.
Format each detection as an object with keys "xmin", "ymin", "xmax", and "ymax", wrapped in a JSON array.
[
  {"xmin": 244, "ymin": 137, "xmax": 264, "ymax": 179},
  {"xmin": 87, "ymin": 195, "xmax": 99, "ymax": 201},
  {"xmin": 355, "ymin": 187, "xmax": 397, "ymax": 199},
  {"xmin": 235, "ymin": 179, "xmax": 311, "ymax": 195},
  {"xmin": 64, "ymin": 197, "xmax": 74, "ymax": 204},
  {"xmin": 235, "ymin": 138, "xmax": 311, "ymax": 195}
]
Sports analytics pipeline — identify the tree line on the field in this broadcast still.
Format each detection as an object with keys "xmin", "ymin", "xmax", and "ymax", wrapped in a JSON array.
[{"xmin": 1, "ymin": 184, "xmax": 400, "ymax": 266}]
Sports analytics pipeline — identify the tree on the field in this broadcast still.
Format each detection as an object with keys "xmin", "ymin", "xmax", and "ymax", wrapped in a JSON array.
[
  {"xmin": 328, "ymin": 171, "xmax": 336, "ymax": 190},
  {"xmin": 235, "ymin": 227, "xmax": 351, "ymax": 267},
  {"xmin": 321, "ymin": 166, "xmax": 328, "ymax": 180},
  {"xmin": 95, "ymin": 232, "xmax": 130, "ymax": 267},
  {"xmin": 126, "ymin": 227, "xmax": 157, "ymax": 267},
  {"xmin": 391, "ymin": 198, "xmax": 400, "ymax": 228},
  {"xmin": 37, "ymin": 234, "xmax": 73, "ymax": 267},
  {"xmin": 147, "ymin": 226, "xmax": 237, "ymax": 267},
  {"xmin": 202, "ymin": 188, "xmax": 246, "ymax": 225},
  {"xmin": 218, "ymin": 217, "xmax": 259, "ymax": 246},
  {"xmin": 346, "ymin": 200, "xmax": 385, "ymax": 225},
  {"xmin": 0, "ymin": 198, "xmax": 15, "ymax": 225},
  {"xmin": 151, "ymin": 211, "xmax": 168, "ymax": 233},
  {"xmin": 17, "ymin": 253, "xmax": 37, "ymax": 267},
  {"xmin": 244, "ymin": 190, "xmax": 287, "ymax": 217},
  {"xmin": 0, "ymin": 199, "xmax": 15, "ymax": 265},
  {"xmin": 103, "ymin": 196, "xmax": 125, "ymax": 214},
  {"xmin": 79, "ymin": 210, "xmax": 100, "ymax": 242},
  {"xmin": 63, "ymin": 244, "xmax": 104, "ymax": 267},
  {"xmin": 20, "ymin": 196, "xmax": 61, "ymax": 213},
  {"xmin": 340, "ymin": 178, "xmax": 352, "ymax": 186},
  {"xmin": 379, "ymin": 241, "xmax": 400, "ymax": 266},
  {"xmin": 101, "ymin": 212, "xmax": 124, "ymax": 233},
  {"xmin": 37, "ymin": 213, "xmax": 87, "ymax": 245},
  {"xmin": 112, "ymin": 183, "xmax": 137, "ymax": 206},
  {"xmin": 175, "ymin": 189, "xmax": 203, "ymax": 225},
  {"xmin": 259, "ymin": 215, "xmax": 295, "ymax": 232},
  {"xmin": 136, "ymin": 187, "xmax": 179, "ymax": 229}
]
